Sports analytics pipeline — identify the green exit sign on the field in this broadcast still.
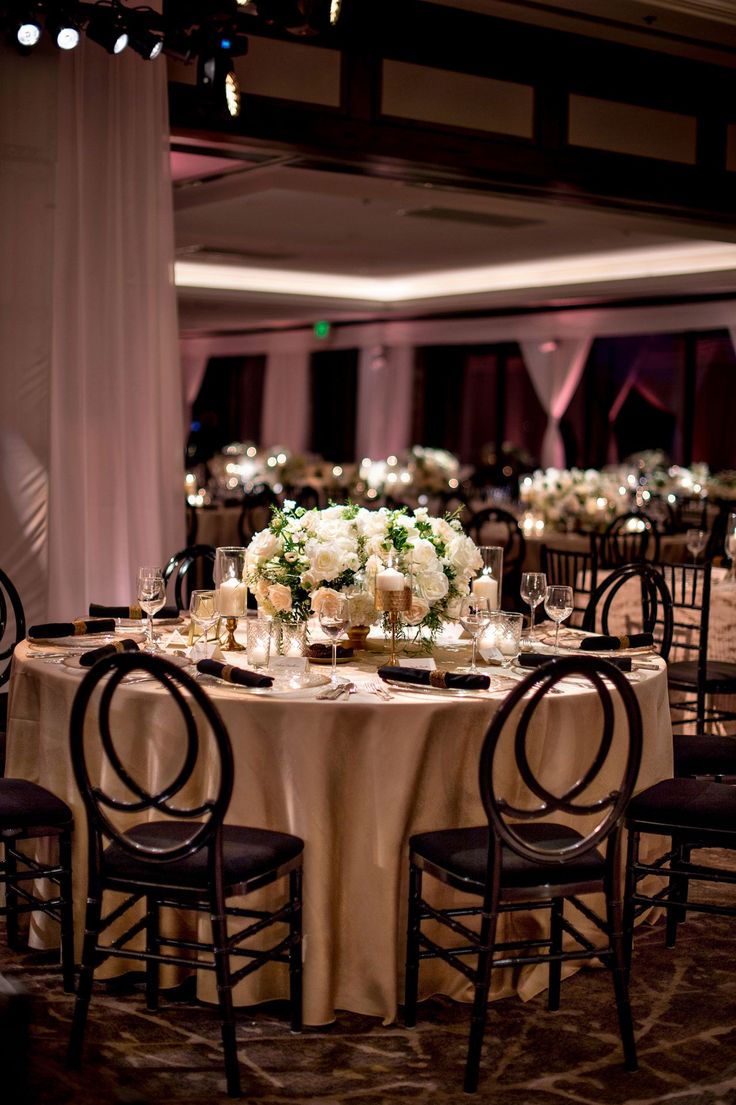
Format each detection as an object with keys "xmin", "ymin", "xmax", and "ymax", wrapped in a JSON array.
[{"xmin": 314, "ymin": 320, "xmax": 331, "ymax": 340}]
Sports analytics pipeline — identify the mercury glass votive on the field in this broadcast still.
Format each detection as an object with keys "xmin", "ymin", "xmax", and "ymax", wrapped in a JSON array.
[{"xmin": 247, "ymin": 617, "xmax": 272, "ymax": 668}]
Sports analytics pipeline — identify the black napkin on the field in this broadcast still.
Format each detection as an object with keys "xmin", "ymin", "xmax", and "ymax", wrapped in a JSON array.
[
  {"xmin": 378, "ymin": 665, "xmax": 490, "ymax": 691},
  {"xmin": 28, "ymin": 618, "xmax": 116, "ymax": 640},
  {"xmin": 518, "ymin": 652, "xmax": 632, "ymax": 672},
  {"xmin": 197, "ymin": 659, "xmax": 273, "ymax": 688},
  {"xmin": 79, "ymin": 639, "xmax": 140, "ymax": 667},
  {"xmin": 89, "ymin": 603, "xmax": 179, "ymax": 620},
  {"xmin": 579, "ymin": 632, "xmax": 653, "ymax": 651}
]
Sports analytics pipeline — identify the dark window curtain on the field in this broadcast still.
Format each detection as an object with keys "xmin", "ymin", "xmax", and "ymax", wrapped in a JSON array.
[
  {"xmin": 309, "ymin": 349, "xmax": 358, "ymax": 461},
  {"xmin": 413, "ymin": 347, "xmax": 468, "ymax": 458},
  {"xmin": 189, "ymin": 355, "xmax": 266, "ymax": 461},
  {"xmin": 692, "ymin": 331, "xmax": 736, "ymax": 469},
  {"xmin": 504, "ymin": 349, "xmax": 547, "ymax": 469}
]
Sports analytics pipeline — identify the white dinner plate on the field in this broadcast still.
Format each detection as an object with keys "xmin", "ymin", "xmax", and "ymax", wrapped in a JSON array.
[
  {"xmin": 61, "ymin": 653, "xmax": 193, "ymax": 681},
  {"xmin": 197, "ymin": 669, "xmax": 331, "ymax": 697},
  {"xmin": 28, "ymin": 630, "xmax": 146, "ymax": 648}
]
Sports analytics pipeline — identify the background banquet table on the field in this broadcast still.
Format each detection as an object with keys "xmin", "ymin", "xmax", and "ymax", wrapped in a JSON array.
[{"xmin": 6, "ymin": 631, "xmax": 672, "ymax": 1026}]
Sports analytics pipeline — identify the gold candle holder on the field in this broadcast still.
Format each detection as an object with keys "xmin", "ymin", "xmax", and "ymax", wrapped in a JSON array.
[
  {"xmin": 375, "ymin": 586, "xmax": 412, "ymax": 666},
  {"xmin": 223, "ymin": 615, "xmax": 245, "ymax": 651}
]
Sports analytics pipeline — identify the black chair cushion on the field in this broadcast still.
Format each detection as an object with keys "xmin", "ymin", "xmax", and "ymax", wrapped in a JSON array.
[
  {"xmin": 104, "ymin": 821, "xmax": 303, "ymax": 890},
  {"xmin": 0, "ymin": 778, "xmax": 72, "ymax": 831},
  {"xmin": 674, "ymin": 734, "xmax": 736, "ymax": 777},
  {"xmin": 627, "ymin": 778, "xmax": 736, "ymax": 841},
  {"xmin": 410, "ymin": 823, "xmax": 605, "ymax": 891},
  {"xmin": 668, "ymin": 660, "xmax": 736, "ymax": 692}
]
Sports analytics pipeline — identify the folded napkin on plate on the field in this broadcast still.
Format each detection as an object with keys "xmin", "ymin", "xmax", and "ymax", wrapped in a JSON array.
[
  {"xmin": 79, "ymin": 639, "xmax": 140, "ymax": 667},
  {"xmin": 378, "ymin": 665, "xmax": 490, "ymax": 691},
  {"xmin": 28, "ymin": 618, "xmax": 116, "ymax": 639},
  {"xmin": 579, "ymin": 632, "xmax": 653, "ymax": 651},
  {"xmin": 196, "ymin": 659, "xmax": 273, "ymax": 688},
  {"xmin": 518, "ymin": 652, "xmax": 632, "ymax": 672},
  {"xmin": 88, "ymin": 603, "xmax": 179, "ymax": 620}
]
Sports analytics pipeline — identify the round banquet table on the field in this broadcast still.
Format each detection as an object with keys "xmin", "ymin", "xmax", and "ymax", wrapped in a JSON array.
[{"xmin": 6, "ymin": 630, "xmax": 673, "ymax": 1026}]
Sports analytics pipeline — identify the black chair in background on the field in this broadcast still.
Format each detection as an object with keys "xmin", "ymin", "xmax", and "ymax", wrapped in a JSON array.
[
  {"xmin": 596, "ymin": 512, "xmax": 660, "ymax": 568},
  {"xmin": 162, "ymin": 544, "xmax": 216, "ymax": 611},
  {"xmin": 540, "ymin": 538, "xmax": 598, "ymax": 626},
  {"xmin": 237, "ymin": 484, "xmax": 279, "ymax": 545},
  {"xmin": 625, "ymin": 772, "xmax": 736, "ymax": 956},
  {"xmin": 582, "ymin": 562, "xmax": 674, "ymax": 660},
  {"xmin": 66, "ymin": 652, "xmax": 303, "ymax": 1097},
  {"xmin": 465, "ymin": 507, "xmax": 526, "ymax": 610},
  {"xmin": 0, "ymin": 567, "xmax": 26, "ymax": 766},
  {"xmin": 404, "ymin": 655, "xmax": 642, "ymax": 1093},
  {"xmin": 659, "ymin": 561, "xmax": 736, "ymax": 733}
]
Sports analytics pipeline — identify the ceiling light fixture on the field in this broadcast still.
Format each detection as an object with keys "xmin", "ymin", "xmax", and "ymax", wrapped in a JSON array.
[
  {"xmin": 47, "ymin": 9, "xmax": 80, "ymax": 49},
  {"xmin": 14, "ymin": 6, "xmax": 42, "ymax": 46}
]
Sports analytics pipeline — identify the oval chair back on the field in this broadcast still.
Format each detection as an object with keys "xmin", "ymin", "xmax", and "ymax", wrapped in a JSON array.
[
  {"xmin": 598, "ymin": 512, "xmax": 660, "ymax": 567},
  {"xmin": 479, "ymin": 655, "xmax": 643, "ymax": 870},
  {"xmin": 162, "ymin": 544, "xmax": 216, "ymax": 611},
  {"xmin": 70, "ymin": 651, "xmax": 233, "ymax": 867},
  {"xmin": 581, "ymin": 562, "xmax": 674, "ymax": 661},
  {"xmin": 0, "ymin": 567, "xmax": 25, "ymax": 693}
]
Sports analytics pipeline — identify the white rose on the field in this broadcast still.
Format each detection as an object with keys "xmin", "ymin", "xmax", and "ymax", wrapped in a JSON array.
[
  {"xmin": 403, "ymin": 593, "xmax": 430, "ymax": 626},
  {"xmin": 356, "ymin": 508, "xmax": 389, "ymax": 538},
  {"xmin": 248, "ymin": 529, "xmax": 282, "ymax": 562},
  {"xmin": 310, "ymin": 586, "xmax": 343, "ymax": 617},
  {"xmin": 447, "ymin": 535, "xmax": 482, "ymax": 576},
  {"xmin": 407, "ymin": 538, "xmax": 438, "ymax": 570},
  {"xmin": 418, "ymin": 570, "xmax": 449, "ymax": 603},
  {"xmin": 268, "ymin": 583, "xmax": 293, "ymax": 613},
  {"xmin": 311, "ymin": 544, "xmax": 345, "ymax": 581}
]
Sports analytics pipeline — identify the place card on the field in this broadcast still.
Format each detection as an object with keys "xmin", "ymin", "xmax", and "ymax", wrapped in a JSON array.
[
  {"xmin": 188, "ymin": 639, "xmax": 224, "ymax": 663},
  {"xmin": 271, "ymin": 656, "xmax": 308, "ymax": 675},
  {"xmin": 399, "ymin": 657, "xmax": 436, "ymax": 670}
]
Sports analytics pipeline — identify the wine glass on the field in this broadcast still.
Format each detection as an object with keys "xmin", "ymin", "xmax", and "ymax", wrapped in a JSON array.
[
  {"xmin": 686, "ymin": 528, "xmax": 707, "ymax": 563},
  {"xmin": 137, "ymin": 566, "xmax": 165, "ymax": 653},
  {"xmin": 520, "ymin": 572, "xmax": 547, "ymax": 645},
  {"xmin": 544, "ymin": 585, "xmax": 574, "ymax": 654},
  {"xmin": 319, "ymin": 593, "xmax": 350, "ymax": 682},
  {"xmin": 189, "ymin": 590, "xmax": 219, "ymax": 645},
  {"xmin": 725, "ymin": 513, "xmax": 736, "ymax": 585},
  {"xmin": 457, "ymin": 594, "xmax": 492, "ymax": 673}
]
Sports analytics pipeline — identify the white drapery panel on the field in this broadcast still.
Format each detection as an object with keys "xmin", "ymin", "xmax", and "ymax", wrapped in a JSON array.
[
  {"xmin": 356, "ymin": 343, "xmax": 414, "ymax": 461},
  {"xmin": 520, "ymin": 338, "xmax": 592, "ymax": 468},
  {"xmin": 261, "ymin": 338, "xmax": 312, "ymax": 453},
  {"xmin": 0, "ymin": 40, "xmax": 183, "ymax": 624}
]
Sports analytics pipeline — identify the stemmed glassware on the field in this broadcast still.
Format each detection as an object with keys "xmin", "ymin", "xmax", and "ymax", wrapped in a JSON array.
[
  {"xmin": 520, "ymin": 572, "xmax": 547, "ymax": 646},
  {"xmin": 319, "ymin": 593, "xmax": 350, "ymax": 682},
  {"xmin": 137, "ymin": 566, "xmax": 165, "ymax": 653},
  {"xmin": 457, "ymin": 594, "xmax": 492, "ymax": 673},
  {"xmin": 189, "ymin": 590, "xmax": 219, "ymax": 647},
  {"xmin": 724, "ymin": 513, "xmax": 736, "ymax": 585},
  {"xmin": 544, "ymin": 585, "xmax": 574, "ymax": 653},
  {"xmin": 686, "ymin": 528, "xmax": 707, "ymax": 564}
]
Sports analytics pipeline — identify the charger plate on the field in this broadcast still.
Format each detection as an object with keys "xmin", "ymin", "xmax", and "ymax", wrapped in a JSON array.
[
  {"xmin": 61, "ymin": 653, "xmax": 192, "ymax": 683},
  {"xmin": 383, "ymin": 679, "xmax": 493, "ymax": 700},
  {"xmin": 28, "ymin": 630, "xmax": 146, "ymax": 648},
  {"xmin": 197, "ymin": 670, "xmax": 330, "ymax": 697}
]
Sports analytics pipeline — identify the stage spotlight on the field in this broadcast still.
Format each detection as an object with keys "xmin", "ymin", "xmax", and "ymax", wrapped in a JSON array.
[
  {"xmin": 47, "ymin": 11, "xmax": 80, "ymax": 50},
  {"xmin": 15, "ymin": 8, "xmax": 42, "ymax": 47},
  {"xmin": 128, "ymin": 25, "xmax": 163, "ymax": 59},
  {"xmin": 197, "ymin": 48, "xmax": 243, "ymax": 119},
  {"xmin": 85, "ymin": 6, "xmax": 128, "ymax": 54}
]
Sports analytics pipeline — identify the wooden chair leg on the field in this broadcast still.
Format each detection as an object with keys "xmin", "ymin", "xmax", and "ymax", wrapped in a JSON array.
[
  {"xmin": 145, "ymin": 894, "xmax": 160, "ymax": 1011},
  {"xmin": 403, "ymin": 863, "xmax": 422, "ymax": 1029},
  {"xmin": 4, "ymin": 843, "xmax": 20, "ymax": 949},
  {"xmin": 548, "ymin": 897, "xmax": 563, "ymax": 1012},
  {"xmin": 463, "ymin": 910, "xmax": 498, "ymax": 1094},
  {"xmin": 666, "ymin": 839, "xmax": 690, "ymax": 948},
  {"xmin": 58, "ymin": 832, "xmax": 76, "ymax": 993},
  {"xmin": 67, "ymin": 894, "xmax": 103, "ymax": 1069},
  {"xmin": 210, "ymin": 899, "xmax": 240, "ymax": 1097},
  {"xmin": 622, "ymin": 829, "xmax": 639, "ymax": 974},
  {"xmin": 288, "ymin": 867, "xmax": 303, "ymax": 1034},
  {"xmin": 607, "ymin": 893, "xmax": 638, "ymax": 1072}
]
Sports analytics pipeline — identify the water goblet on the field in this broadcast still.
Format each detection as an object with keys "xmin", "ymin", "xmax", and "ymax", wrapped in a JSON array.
[
  {"xmin": 520, "ymin": 571, "xmax": 547, "ymax": 646},
  {"xmin": 137, "ymin": 566, "xmax": 165, "ymax": 653},
  {"xmin": 189, "ymin": 590, "xmax": 219, "ymax": 649},
  {"xmin": 686, "ymin": 528, "xmax": 707, "ymax": 564},
  {"xmin": 457, "ymin": 594, "xmax": 492, "ymax": 673},
  {"xmin": 544, "ymin": 585, "xmax": 574, "ymax": 654},
  {"xmin": 319, "ymin": 593, "xmax": 350, "ymax": 682}
]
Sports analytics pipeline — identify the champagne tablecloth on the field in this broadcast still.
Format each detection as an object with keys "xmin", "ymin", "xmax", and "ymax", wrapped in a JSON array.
[{"xmin": 6, "ymin": 631, "xmax": 672, "ymax": 1024}]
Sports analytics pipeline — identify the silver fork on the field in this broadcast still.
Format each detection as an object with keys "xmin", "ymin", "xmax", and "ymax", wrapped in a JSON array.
[{"xmin": 367, "ymin": 680, "xmax": 393, "ymax": 700}]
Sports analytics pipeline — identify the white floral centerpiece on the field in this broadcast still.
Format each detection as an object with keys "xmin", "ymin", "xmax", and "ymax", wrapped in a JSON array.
[
  {"xmin": 245, "ymin": 500, "xmax": 482, "ymax": 643},
  {"xmin": 519, "ymin": 468, "xmax": 628, "ymax": 531}
]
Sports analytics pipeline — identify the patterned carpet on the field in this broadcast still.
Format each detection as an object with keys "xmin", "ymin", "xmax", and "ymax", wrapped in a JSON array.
[{"xmin": 4, "ymin": 895, "xmax": 736, "ymax": 1105}]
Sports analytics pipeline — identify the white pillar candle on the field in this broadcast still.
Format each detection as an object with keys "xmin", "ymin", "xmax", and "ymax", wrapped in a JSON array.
[
  {"xmin": 376, "ymin": 566, "xmax": 405, "ymax": 591},
  {"xmin": 472, "ymin": 575, "xmax": 498, "ymax": 609},
  {"xmin": 285, "ymin": 638, "xmax": 303, "ymax": 657},
  {"xmin": 218, "ymin": 577, "xmax": 247, "ymax": 615}
]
